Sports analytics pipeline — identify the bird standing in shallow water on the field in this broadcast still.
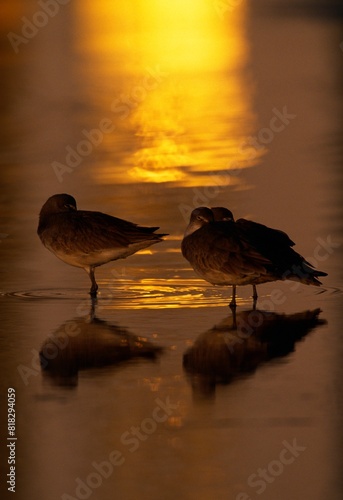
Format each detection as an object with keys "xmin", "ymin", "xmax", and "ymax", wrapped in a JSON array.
[
  {"xmin": 181, "ymin": 206, "xmax": 327, "ymax": 308},
  {"xmin": 38, "ymin": 194, "xmax": 167, "ymax": 296}
]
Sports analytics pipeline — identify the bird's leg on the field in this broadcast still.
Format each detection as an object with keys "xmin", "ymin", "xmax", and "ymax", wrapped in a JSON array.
[
  {"xmin": 252, "ymin": 284, "xmax": 258, "ymax": 310},
  {"xmin": 229, "ymin": 285, "xmax": 237, "ymax": 309},
  {"xmin": 231, "ymin": 306, "xmax": 237, "ymax": 330},
  {"xmin": 90, "ymin": 295, "xmax": 97, "ymax": 320},
  {"xmin": 86, "ymin": 267, "xmax": 98, "ymax": 297}
]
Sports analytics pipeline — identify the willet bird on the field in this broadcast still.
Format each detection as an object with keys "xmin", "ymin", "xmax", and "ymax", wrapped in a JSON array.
[
  {"xmin": 38, "ymin": 194, "xmax": 167, "ymax": 296},
  {"xmin": 181, "ymin": 206, "xmax": 327, "ymax": 307}
]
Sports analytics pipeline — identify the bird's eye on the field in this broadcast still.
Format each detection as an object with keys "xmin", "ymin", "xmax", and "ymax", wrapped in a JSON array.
[
  {"xmin": 196, "ymin": 215, "xmax": 203, "ymax": 221},
  {"xmin": 65, "ymin": 204, "xmax": 76, "ymax": 210}
]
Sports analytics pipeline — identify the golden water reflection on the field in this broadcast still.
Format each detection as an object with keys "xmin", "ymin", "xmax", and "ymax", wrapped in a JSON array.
[
  {"xmin": 77, "ymin": 1, "xmax": 262, "ymax": 187},
  {"xmin": 97, "ymin": 278, "xmax": 232, "ymax": 310}
]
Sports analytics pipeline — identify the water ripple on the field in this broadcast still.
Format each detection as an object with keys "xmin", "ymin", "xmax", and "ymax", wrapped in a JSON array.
[
  {"xmin": 0, "ymin": 280, "xmax": 232, "ymax": 309},
  {"xmin": 1, "ymin": 281, "xmax": 341, "ymax": 309}
]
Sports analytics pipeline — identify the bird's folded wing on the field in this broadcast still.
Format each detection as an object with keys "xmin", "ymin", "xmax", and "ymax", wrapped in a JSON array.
[
  {"xmin": 213, "ymin": 230, "xmax": 272, "ymax": 276},
  {"xmin": 236, "ymin": 219, "xmax": 295, "ymax": 248},
  {"xmin": 48, "ymin": 211, "xmax": 162, "ymax": 254},
  {"xmin": 183, "ymin": 223, "xmax": 273, "ymax": 276}
]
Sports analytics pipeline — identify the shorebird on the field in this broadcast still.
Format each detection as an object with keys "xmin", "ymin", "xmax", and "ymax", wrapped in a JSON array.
[
  {"xmin": 181, "ymin": 206, "xmax": 327, "ymax": 308},
  {"xmin": 38, "ymin": 194, "xmax": 167, "ymax": 296}
]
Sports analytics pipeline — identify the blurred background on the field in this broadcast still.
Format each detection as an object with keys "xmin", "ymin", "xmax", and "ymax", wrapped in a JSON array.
[{"xmin": 0, "ymin": 1, "xmax": 342, "ymax": 499}]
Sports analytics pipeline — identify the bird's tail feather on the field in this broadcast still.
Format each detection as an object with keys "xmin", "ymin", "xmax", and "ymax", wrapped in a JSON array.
[{"xmin": 285, "ymin": 262, "xmax": 327, "ymax": 286}]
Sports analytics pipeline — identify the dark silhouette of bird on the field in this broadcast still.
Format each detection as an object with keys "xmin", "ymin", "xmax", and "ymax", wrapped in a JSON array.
[
  {"xmin": 183, "ymin": 308, "xmax": 325, "ymax": 394},
  {"xmin": 181, "ymin": 206, "xmax": 327, "ymax": 307},
  {"xmin": 38, "ymin": 194, "xmax": 167, "ymax": 296}
]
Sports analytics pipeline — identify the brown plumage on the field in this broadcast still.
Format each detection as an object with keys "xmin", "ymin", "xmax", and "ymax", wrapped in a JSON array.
[
  {"xmin": 181, "ymin": 206, "xmax": 327, "ymax": 307},
  {"xmin": 38, "ymin": 194, "xmax": 167, "ymax": 296}
]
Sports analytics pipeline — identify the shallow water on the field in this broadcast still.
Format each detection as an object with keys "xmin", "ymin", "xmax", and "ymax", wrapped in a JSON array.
[{"xmin": 1, "ymin": 1, "xmax": 343, "ymax": 499}]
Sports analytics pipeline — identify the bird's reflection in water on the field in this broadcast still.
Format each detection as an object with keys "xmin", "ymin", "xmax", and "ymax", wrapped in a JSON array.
[
  {"xmin": 40, "ymin": 300, "xmax": 163, "ymax": 387},
  {"xmin": 183, "ymin": 308, "xmax": 326, "ymax": 398}
]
